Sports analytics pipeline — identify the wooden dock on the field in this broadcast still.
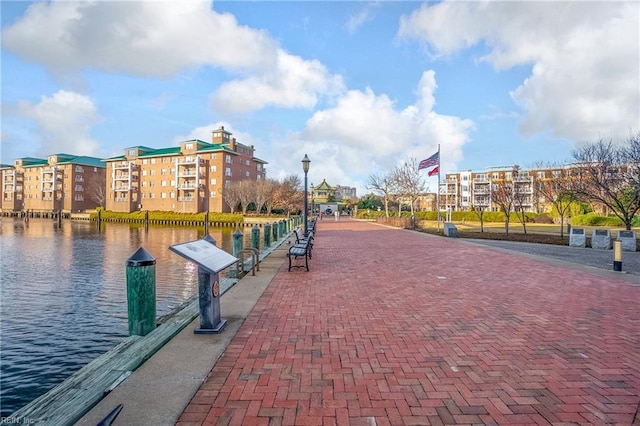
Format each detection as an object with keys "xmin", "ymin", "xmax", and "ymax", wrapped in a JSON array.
[{"xmin": 9, "ymin": 281, "xmax": 235, "ymax": 425}]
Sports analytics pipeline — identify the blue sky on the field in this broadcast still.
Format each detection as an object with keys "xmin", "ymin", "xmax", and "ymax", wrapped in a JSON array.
[{"xmin": 1, "ymin": 1, "xmax": 638, "ymax": 195}]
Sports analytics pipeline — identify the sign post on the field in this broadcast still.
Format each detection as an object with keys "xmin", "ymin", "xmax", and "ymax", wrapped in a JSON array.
[{"xmin": 169, "ymin": 238, "xmax": 238, "ymax": 334}]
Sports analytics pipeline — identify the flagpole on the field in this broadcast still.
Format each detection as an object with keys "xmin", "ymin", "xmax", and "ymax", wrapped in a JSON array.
[{"xmin": 436, "ymin": 144, "xmax": 441, "ymax": 231}]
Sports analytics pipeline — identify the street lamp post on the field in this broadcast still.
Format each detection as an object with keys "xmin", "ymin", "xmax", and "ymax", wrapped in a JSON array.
[{"xmin": 302, "ymin": 154, "xmax": 310, "ymax": 236}]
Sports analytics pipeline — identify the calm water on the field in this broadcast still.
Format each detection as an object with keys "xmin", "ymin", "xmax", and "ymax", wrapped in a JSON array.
[{"xmin": 0, "ymin": 218, "xmax": 263, "ymax": 416}]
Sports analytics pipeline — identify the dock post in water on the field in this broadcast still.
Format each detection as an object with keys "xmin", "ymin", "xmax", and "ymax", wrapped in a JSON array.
[
  {"xmin": 251, "ymin": 225, "xmax": 260, "ymax": 251},
  {"xmin": 125, "ymin": 248, "xmax": 157, "ymax": 336},
  {"xmin": 264, "ymin": 222, "xmax": 271, "ymax": 248}
]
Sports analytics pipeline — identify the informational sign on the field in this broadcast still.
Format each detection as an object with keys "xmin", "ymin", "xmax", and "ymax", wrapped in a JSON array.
[{"xmin": 169, "ymin": 239, "xmax": 238, "ymax": 273}]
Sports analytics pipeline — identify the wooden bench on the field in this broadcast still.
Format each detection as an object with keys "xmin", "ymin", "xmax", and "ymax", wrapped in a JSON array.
[{"xmin": 287, "ymin": 238, "xmax": 312, "ymax": 271}]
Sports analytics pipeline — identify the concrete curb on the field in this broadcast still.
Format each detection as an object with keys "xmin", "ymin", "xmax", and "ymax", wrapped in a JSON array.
[{"xmin": 76, "ymin": 237, "xmax": 294, "ymax": 426}]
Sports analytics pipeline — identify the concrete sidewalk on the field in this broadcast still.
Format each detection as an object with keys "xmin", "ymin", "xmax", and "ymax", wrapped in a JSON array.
[{"xmin": 84, "ymin": 219, "xmax": 640, "ymax": 425}]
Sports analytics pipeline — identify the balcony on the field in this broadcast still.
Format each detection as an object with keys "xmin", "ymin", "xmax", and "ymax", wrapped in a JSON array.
[
  {"xmin": 178, "ymin": 196, "xmax": 195, "ymax": 202},
  {"xmin": 176, "ymin": 183, "xmax": 197, "ymax": 190}
]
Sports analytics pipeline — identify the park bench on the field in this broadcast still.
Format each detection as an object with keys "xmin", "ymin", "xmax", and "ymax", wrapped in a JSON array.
[{"xmin": 287, "ymin": 237, "xmax": 312, "ymax": 271}]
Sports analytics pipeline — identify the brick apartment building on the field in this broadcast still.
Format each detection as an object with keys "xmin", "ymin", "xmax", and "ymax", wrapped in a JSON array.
[
  {"xmin": 104, "ymin": 126, "xmax": 267, "ymax": 213},
  {"xmin": 1, "ymin": 154, "xmax": 106, "ymax": 214}
]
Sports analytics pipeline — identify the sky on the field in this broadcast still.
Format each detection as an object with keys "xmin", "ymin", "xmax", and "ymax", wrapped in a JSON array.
[{"xmin": 1, "ymin": 1, "xmax": 638, "ymax": 196}]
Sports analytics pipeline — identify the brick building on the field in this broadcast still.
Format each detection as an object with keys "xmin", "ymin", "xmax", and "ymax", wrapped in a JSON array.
[
  {"xmin": 103, "ymin": 126, "xmax": 267, "ymax": 213},
  {"xmin": 1, "ymin": 154, "xmax": 106, "ymax": 214}
]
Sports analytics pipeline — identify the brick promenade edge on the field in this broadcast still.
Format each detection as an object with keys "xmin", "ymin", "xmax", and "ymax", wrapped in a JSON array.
[{"xmin": 177, "ymin": 219, "xmax": 640, "ymax": 426}]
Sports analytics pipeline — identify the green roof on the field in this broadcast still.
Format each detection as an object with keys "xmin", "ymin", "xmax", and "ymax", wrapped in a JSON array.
[
  {"xmin": 138, "ymin": 146, "xmax": 182, "ymax": 157},
  {"xmin": 56, "ymin": 155, "xmax": 105, "ymax": 168}
]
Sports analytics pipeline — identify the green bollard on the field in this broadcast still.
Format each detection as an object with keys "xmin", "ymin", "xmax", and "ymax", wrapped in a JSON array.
[
  {"xmin": 125, "ymin": 247, "xmax": 156, "ymax": 336},
  {"xmin": 232, "ymin": 230, "xmax": 243, "ymax": 257},
  {"xmin": 264, "ymin": 222, "xmax": 271, "ymax": 248},
  {"xmin": 280, "ymin": 220, "xmax": 285, "ymax": 237},
  {"xmin": 272, "ymin": 221, "xmax": 278, "ymax": 242},
  {"xmin": 251, "ymin": 225, "xmax": 260, "ymax": 251}
]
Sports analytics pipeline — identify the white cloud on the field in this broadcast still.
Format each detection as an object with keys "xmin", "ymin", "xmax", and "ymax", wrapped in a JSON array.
[
  {"xmin": 2, "ymin": 0, "xmax": 344, "ymax": 114},
  {"xmin": 16, "ymin": 90, "xmax": 101, "ymax": 157},
  {"xmin": 345, "ymin": 2, "xmax": 382, "ymax": 35},
  {"xmin": 398, "ymin": 1, "xmax": 640, "ymax": 142},
  {"xmin": 1, "ymin": 1, "xmax": 276, "ymax": 77},
  {"xmin": 210, "ymin": 51, "xmax": 345, "ymax": 114},
  {"xmin": 269, "ymin": 71, "xmax": 473, "ymax": 194}
]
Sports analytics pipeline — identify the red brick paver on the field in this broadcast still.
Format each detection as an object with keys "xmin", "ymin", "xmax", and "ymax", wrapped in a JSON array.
[{"xmin": 177, "ymin": 219, "xmax": 640, "ymax": 425}]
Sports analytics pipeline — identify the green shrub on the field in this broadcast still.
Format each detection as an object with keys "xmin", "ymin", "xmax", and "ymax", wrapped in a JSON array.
[
  {"xmin": 90, "ymin": 210, "xmax": 243, "ymax": 223},
  {"xmin": 570, "ymin": 213, "xmax": 624, "ymax": 227}
]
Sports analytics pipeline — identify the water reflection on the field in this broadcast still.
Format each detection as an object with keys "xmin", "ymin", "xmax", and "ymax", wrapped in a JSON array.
[{"xmin": 0, "ymin": 218, "xmax": 261, "ymax": 416}]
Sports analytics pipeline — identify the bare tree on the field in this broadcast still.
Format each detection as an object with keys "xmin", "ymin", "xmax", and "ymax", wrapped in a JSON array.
[
  {"xmin": 535, "ymin": 165, "xmax": 577, "ymax": 238},
  {"xmin": 470, "ymin": 203, "xmax": 486, "ymax": 233},
  {"xmin": 572, "ymin": 135, "xmax": 640, "ymax": 230},
  {"xmin": 491, "ymin": 180, "xmax": 515, "ymax": 235},
  {"xmin": 393, "ymin": 158, "xmax": 427, "ymax": 216},
  {"xmin": 513, "ymin": 184, "xmax": 529, "ymax": 234},
  {"xmin": 255, "ymin": 179, "xmax": 277, "ymax": 215},
  {"xmin": 272, "ymin": 174, "xmax": 302, "ymax": 217},
  {"xmin": 235, "ymin": 180, "xmax": 256, "ymax": 215},
  {"xmin": 222, "ymin": 182, "xmax": 242, "ymax": 213},
  {"xmin": 87, "ymin": 172, "xmax": 107, "ymax": 208},
  {"xmin": 367, "ymin": 172, "xmax": 394, "ymax": 217}
]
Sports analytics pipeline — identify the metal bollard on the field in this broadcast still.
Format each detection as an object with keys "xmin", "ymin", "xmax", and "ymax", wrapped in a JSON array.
[
  {"xmin": 251, "ymin": 225, "xmax": 260, "ymax": 250},
  {"xmin": 280, "ymin": 220, "xmax": 285, "ymax": 237},
  {"xmin": 272, "ymin": 221, "xmax": 278, "ymax": 242},
  {"xmin": 125, "ymin": 247, "xmax": 156, "ymax": 336},
  {"xmin": 264, "ymin": 222, "xmax": 271, "ymax": 248},
  {"xmin": 613, "ymin": 240, "xmax": 622, "ymax": 272}
]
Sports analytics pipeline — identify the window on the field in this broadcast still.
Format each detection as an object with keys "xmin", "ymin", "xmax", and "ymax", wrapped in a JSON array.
[
  {"xmin": 170, "ymin": 192, "xmax": 175, "ymax": 198},
  {"xmin": 505, "ymin": 172, "xmax": 512, "ymax": 179},
  {"xmin": 210, "ymin": 153, "xmax": 217, "ymax": 159},
  {"xmin": 142, "ymin": 159, "xmax": 148, "ymax": 165},
  {"xmin": 210, "ymin": 178, "xmax": 217, "ymax": 185},
  {"xmin": 151, "ymin": 159, "xmax": 156, "ymax": 164},
  {"xmin": 75, "ymin": 166, "xmax": 84, "ymax": 173},
  {"xmin": 162, "ymin": 157, "xmax": 168, "ymax": 163},
  {"xmin": 170, "ymin": 180, "xmax": 175, "ymax": 186},
  {"xmin": 245, "ymin": 171, "xmax": 250, "ymax": 177},
  {"xmin": 161, "ymin": 169, "xmax": 167, "ymax": 175},
  {"xmin": 142, "ymin": 170, "xmax": 148, "ymax": 176},
  {"xmin": 142, "ymin": 181, "xmax": 147, "ymax": 187},
  {"xmin": 225, "ymin": 168, "xmax": 232, "ymax": 177},
  {"xmin": 257, "ymin": 164, "xmax": 262, "ymax": 171},
  {"xmin": 245, "ymin": 160, "xmax": 250, "ymax": 166},
  {"xmin": 537, "ymin": 171, "xmax": 545, "ymax": 178},
  {"xmin": 161, "ymin": 192, "xmax": 167, "ymax": 199},
  {"xmin": 186, "ymin": 143, "xmax": 194, "ymax": 150},
  {"xmin": 161, "ymin": 181, "xmax": 167, "ymax": 187},
  {"xmin": 149, "ymin": 192, "xmax": 155, "ymax": 199},
  {"xmin": 210, "ymin": 165, "xmax": 217, "ymax": 172},
  {"xmin": 225, "ymin": 155, "xmax": 232, "ymax": 164},
  {"xmin": 210, "ymin": 191, "xmax": 216, "ymax": 197},
  {"xmin": 150, "ymin": 169, "xmax": 156, "ymax": 176},
  {"xmin": 128, "ymin": 149, "xmax": 136, "ymax": 156}
]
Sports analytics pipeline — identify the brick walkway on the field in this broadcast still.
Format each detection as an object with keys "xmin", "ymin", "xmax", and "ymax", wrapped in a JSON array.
[{"xmin": 177, "ymin": 219, "xmax": 640, "ymax": 425}]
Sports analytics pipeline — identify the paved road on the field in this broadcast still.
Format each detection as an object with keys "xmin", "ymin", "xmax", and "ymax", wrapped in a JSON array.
[
  {"xmin": 177, "ymin": 219, "xmax": 640, "ymax": 425},
  {"xmin": 464, "ymin": 238, "xmax": 640, "ymax": 278}
]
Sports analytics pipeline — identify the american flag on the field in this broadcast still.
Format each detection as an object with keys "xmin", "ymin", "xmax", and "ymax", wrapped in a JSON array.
[{"xmin": 418, "ymin": 151, "xmax": 439, "ymax": 170}]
